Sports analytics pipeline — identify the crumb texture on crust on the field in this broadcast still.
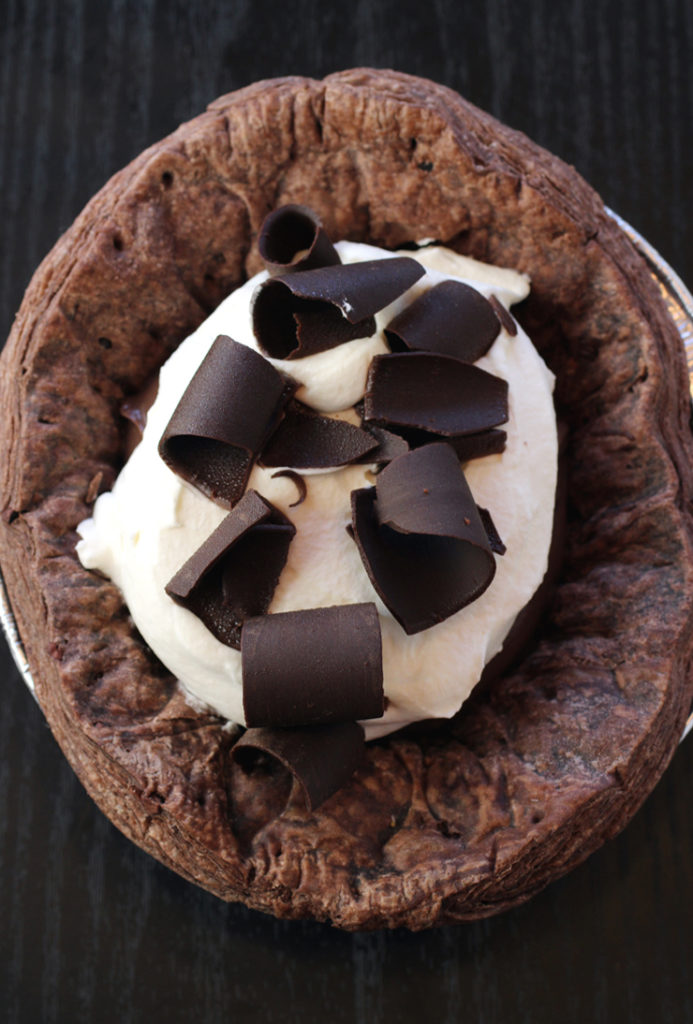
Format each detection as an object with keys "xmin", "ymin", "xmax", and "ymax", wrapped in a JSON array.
[{"xmin": 2, "ymin": 69, "xmax": 693, "ymax": 930}]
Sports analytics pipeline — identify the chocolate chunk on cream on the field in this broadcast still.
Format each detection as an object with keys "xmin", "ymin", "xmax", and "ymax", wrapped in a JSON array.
[
  {"xmin": 252, "ymin": 257, "xmax": 424, "ymax": 360},
  {"xmin": 364, "ymin": 352, "xmax": 508, "ymax": 438},
  {"xmin": 259, "ymin": 401, "xmax": 377, "ymax": 469},
  {"xmin": 165, "ymin": 490, "xmax": 295, "ymax": 649},
  {"xmin": 357, "ymin": 424, "xmax": 410, "ymax": 464},
  {"xmin": 375, "ymin": 423, "xmax": 507, "ymax": 462},
  {"xmin": 232, "ymin": 722, "xmax": 366, "ymax": 811},
  {"xmin": 258, "ymin": 204, "xmax": 341, "ymax": 275},
  {"xmin": 350, "ymin": 444, "xmax": 497, "ymax": 634},
  {"xmin": 241, "ymin": 603, "xmax": 384, "ymax": 728},
  {"xmin": 448, "ymin": 429, "xmax": 507, "ymax": 462},
  {"xmin": 385, "ymin": 279, "xmax": 501, "ymax": 361},
  {"xmin": 159, "ymin": 335, "xmax": 294, "ymax": 508}
]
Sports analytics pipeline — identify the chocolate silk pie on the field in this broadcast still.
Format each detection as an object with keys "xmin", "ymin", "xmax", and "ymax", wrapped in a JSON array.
[{"xmin": 1, "ymin": 69, "xmax": 693, "ymax": 930}]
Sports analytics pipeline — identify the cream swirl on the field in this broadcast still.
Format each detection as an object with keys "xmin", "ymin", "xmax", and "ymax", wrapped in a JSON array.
[{"xmin": 77, "ymin": 242, "xmax": 557, "ymax": 739}]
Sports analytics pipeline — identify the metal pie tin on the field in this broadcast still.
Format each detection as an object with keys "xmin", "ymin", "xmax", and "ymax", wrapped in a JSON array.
[
  {"xmin": 0, "ymin": 571, "xmax": 34, "ymax": 694},
  {"xmin": 2, "ymin": 211, "xmax": 693, "ymax": 737}
]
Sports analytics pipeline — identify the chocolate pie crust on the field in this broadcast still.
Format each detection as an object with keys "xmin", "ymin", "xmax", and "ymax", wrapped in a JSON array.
[{"xmin": 2, "ymin": 69, "xmax": 693, "ymax": 930}]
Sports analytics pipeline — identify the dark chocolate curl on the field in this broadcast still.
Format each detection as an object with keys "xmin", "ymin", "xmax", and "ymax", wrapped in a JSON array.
[
  {"xmin": 381, "ymin": 424, "xmax": 506, "ymax": 462},
  {"xmin": 489, "ymin": 294, "xmax": 518, "ymax": 336},
  {"xmin": 253, "ymin": 280, "xmax": 375, "ymax": 360},
  {"xmin": 260, "ymin": 402, "xmax": 378, "ymax": 469},
  {"xmin": 232, "ymin": 722, "xmax": 366, "ymax": 811},
  {"xmin": 450, "ymin": 429, "xmax": 507, "ymax": 462},
  {"xmin": 385, "ymin": 280, "xmax": 500, "ymax": 361},
  {"xmin": 477, "ymin": 506, "xmax": 506, "ymax": 555},
  {"xmin": 241, "ymin": 603, "xmax": 384, "ymax": 728},
  {"xmin": 165, "ymin": 490, "xmax": 295, "ymax": 650},
  {"xmin": 258, "ymin": 205, "xmax": 340, "ymax": 275},
  {"xmin": 252, "ymin": 257, "xmax": 424, "ymax": 360},
  {"xmin": 159, "ymin": 335, "xmax": 294, "ymax": 508},
  {"xmin": 357, "ymin": 424, "xmax": 410, "ymax": 464},
  {"xmin": 364, "ymin": 352, "xmax": 508, "ymax": 437},
  {"xmin": 270, "ymin": 469, "xmax": 307, "ymax": 507},
  {"xmin": 349, "ymin": 444, "xmax": 497, "ymax": 634}
]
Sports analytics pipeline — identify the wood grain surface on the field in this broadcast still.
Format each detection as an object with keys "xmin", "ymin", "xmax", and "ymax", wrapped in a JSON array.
[{"xmin": 2, "ymin": 1, "xmax": 693, "ymax": 1021}]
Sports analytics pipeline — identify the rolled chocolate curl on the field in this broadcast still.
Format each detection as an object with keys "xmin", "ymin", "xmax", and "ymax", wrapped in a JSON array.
[
  {"xmin": 232, "ymin": 722, "xmax": 366, "ymax": 812},
  {"xmin": 159, "ymin": 335, "xmax": 294, "ymax": 508},
  {"xmin": 165, "ymin": 490, "xmax": 295, "ymax": 650},
  {"xmin": 385, "ymin": 280, "xmax": 500, "ymax": 361},
  {"xmin": 241, "ymin": 603, "xmax": 384, "ymax": 728},
  {"xmin": 364, "ymin": 352, "xmax": 508, "ymax": 437},
  {"xmin": 448, "ymin": 429, "xmax": 507, "ymax": 462},
  {"xmin": 349, "ymin": 443, "xmax": 499, "ymax": 634},
  {"xmin": 252, "ymin": 257, "xmax": 425, "ymax": 360},
  {"xmin": 259, "ymin": 402, "xmax": 378, "ymax": 469},
  {"xmin": 258, "ymin": 204, "xmax": 340, "ymax": 275}
]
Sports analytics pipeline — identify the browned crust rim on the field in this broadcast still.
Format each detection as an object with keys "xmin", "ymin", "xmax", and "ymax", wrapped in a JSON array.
[{"xmin": 1, "ymin": 69, "xmax": 693, "ymax": 930}]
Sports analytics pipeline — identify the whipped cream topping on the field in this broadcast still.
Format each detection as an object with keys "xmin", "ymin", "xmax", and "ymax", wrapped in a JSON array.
[{"xmin": 77, "ymin": 242, "xmax": 557, "ymax": 740}]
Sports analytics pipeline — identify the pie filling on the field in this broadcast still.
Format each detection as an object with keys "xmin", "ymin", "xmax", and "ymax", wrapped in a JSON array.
[{"xmin": 76, "ymin": 218, "xmax": 558, "ymax": 801}]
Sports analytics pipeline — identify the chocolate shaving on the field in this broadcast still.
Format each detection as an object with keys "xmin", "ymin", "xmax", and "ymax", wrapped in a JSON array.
[
  {"xmin": 385, "ymin": 280, "xmax": 500, "ymax": 361},
  {"xmin": 165, "ymin": 490, "xmax": 295, "ymax": 650},
  {"xmin": 252, "ymin": 257, "xmax": 424, "ymax": 360},
  {"xmin": 159, "ymin": 335, "xmax": 294, "ymax": 508},
  {"xmin": 477, "ymin": 506, "xmax": 506, "ymax": 555},
  {"xmin": 381, "ymin": 425, "xmax": 507, "ymax": 462},
  {"xmin": 232, "ymin": 722, "xmax": 366, "ymax": 812},
  {"xmin": 357, "ymin": 424, "xmax": 410, "ymax": 464},
  {"xmin": 349, "ymin": 444, "xmax": 497, "ymax": 634},
  {"xmin": 258, "ymin": 204, "xmax": 340, "ymax": 275},
  {"xmin": 120, "ymin": 372, "xmax": 160, "ymax": 458},
  {"xmin": 259, "ymin": 402, "xmax": 377, "ymax": 469},
  {"xmin": 270, "ymin": 469, "xmax": 307, "ymax": 507},
  {"xmin": 451, "ymin": 430, "xmax": 507, "ymax": 462},
  {"xmin": 241, "ymin": 603, "xmax": 384, "ymax": 728},
  {"xmin": 489, "ymin": 294, "xmax": 518, "ymax": 336},
  {"xmin": 364, "ymin": 352, "xmax": 508, "ymax": 437}
]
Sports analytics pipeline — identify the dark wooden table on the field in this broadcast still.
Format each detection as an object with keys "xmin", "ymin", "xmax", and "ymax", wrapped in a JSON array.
[{"xmin": 2, "ymin": 2, "xmax": 693, "ymax": 1021}]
